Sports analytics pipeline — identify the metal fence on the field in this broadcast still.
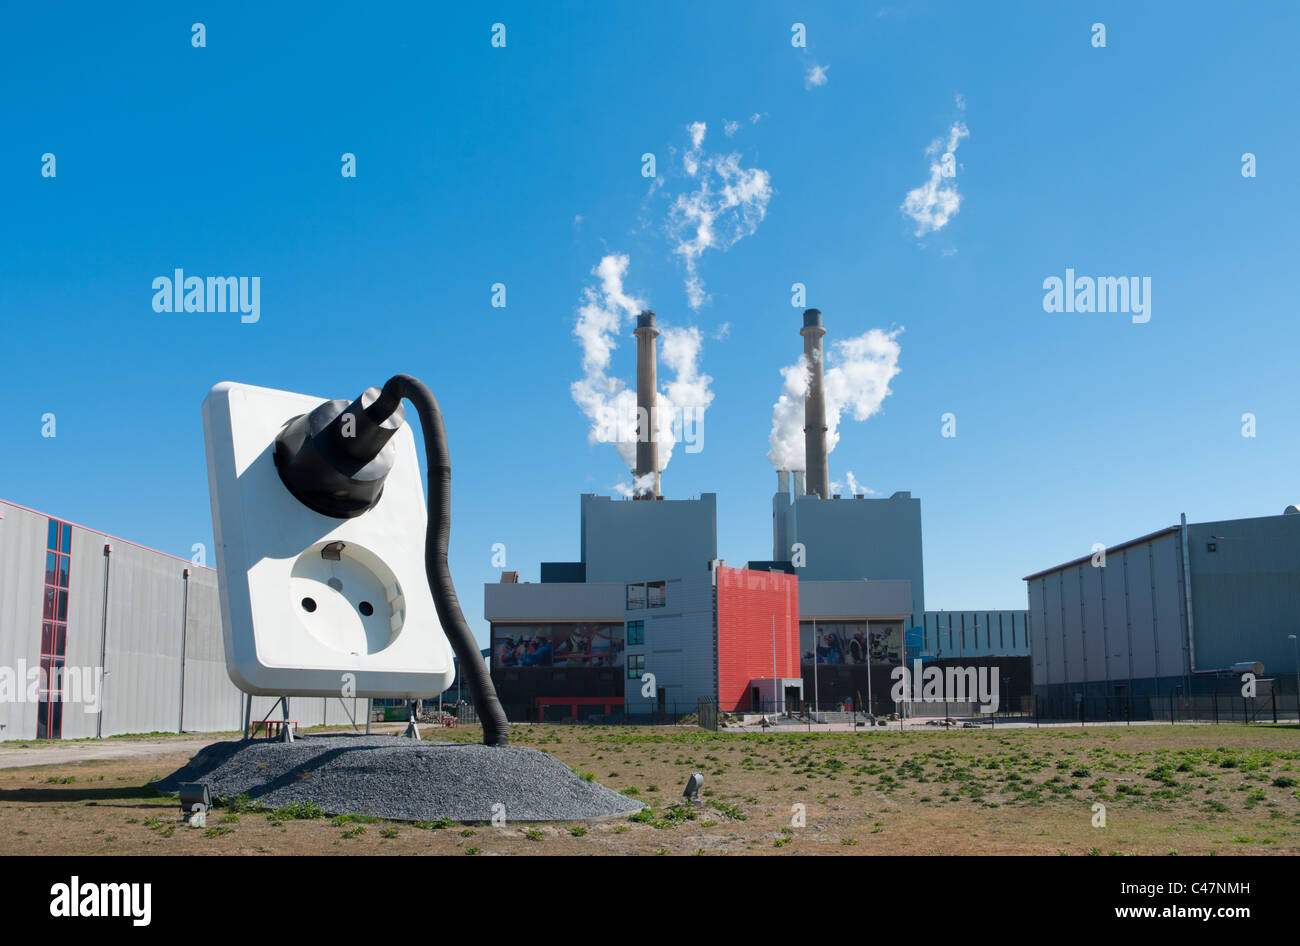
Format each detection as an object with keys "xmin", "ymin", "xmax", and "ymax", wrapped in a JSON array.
[{"xmin": 452, "ymin": 691, "xmax": 1300, "ymax": 729}]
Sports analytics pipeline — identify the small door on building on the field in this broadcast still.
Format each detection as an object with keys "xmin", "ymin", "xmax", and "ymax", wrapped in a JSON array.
[
  {"xmin": 657, "ymin": 687, "xmax": 666, "ymax": 715},
  {"xmin": 784, "ymin": 686, "xmax": 801, "ymax": 715},
  {"xmin": 751, "ymin": 687, "xmax": 761, "ymax": 713}
]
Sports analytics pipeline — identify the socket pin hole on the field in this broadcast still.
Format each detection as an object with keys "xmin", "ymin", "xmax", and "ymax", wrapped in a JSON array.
[
  {"xmin": 301, "ymin": 597, "xmax": 318, "ymax": 613},
  {"xmin": 359, "ymin": 601, "xmax": 374, "ymax": 616}
]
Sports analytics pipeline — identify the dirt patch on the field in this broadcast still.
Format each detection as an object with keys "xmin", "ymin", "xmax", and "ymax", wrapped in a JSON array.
[{"xmin": 2, "ymin": 723, "xmax": 1297, "ymax": 855}]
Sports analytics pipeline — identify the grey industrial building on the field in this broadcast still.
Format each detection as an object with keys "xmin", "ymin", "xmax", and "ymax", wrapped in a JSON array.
[
  {"xmin": 0, "ymin": 498, "xmax": 365, "ymax": 740},
  {"xmin": 1025, "ymin": 508, "xmax": 1300, "ymax": 717},
  {"xmin": 486, "ymin": 308, "xmax": 1031, "ymax": 719}
]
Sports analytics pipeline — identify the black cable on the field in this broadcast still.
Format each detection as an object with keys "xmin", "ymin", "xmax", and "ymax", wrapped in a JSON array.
[{"xmin": 369, "ymin": 374, "xmax": 510, "ymax": 747}]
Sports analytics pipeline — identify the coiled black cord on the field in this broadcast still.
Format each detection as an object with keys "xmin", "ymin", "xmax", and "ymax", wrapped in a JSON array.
[{"xmin": 369, "ymin": 375, "xmax": 510, "ymax": 747}]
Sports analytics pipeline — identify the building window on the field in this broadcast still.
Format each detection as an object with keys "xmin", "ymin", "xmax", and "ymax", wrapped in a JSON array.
[
  {"xmin": 626, "ymin": 583, "xmax": 646, "ymax": 610},
  {"xmin": 646, "ymin": 580, "xmax": 666, "ymax": 608},
  {"xmin": 38, "ymin": 519, "xmax": 72, "ymax": 740},
  {"xmin": 626, "ymin": 654, "xmax": 645, "ymax": 679},
  {"xmin": 627, "ymin": 620, "xmax": 644, "ymax": 645}
]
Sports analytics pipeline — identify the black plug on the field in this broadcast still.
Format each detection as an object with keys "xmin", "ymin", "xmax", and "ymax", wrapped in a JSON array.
[{"xmin": 273, "ymin": 387, "xmax": 406, "ymax": 519}]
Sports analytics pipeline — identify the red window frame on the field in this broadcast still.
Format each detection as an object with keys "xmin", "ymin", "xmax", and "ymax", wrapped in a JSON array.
[{"xmin": 37, "ymin": 519, "xmax": 71, "ymax": 739}]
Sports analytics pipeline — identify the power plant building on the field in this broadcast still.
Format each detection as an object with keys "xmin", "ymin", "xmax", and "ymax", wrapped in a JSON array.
[{"xmin": 485, "ymin": 308, "xmax": 1031, "ymax": 718}]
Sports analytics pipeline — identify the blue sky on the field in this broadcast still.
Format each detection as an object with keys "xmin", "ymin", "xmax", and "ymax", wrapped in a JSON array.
[{"xmin": 3, "ymin": 2, "xmax": 1298, "ymax": 646}]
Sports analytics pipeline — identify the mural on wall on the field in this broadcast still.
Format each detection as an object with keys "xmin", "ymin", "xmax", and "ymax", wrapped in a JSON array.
[
  {"xmin": 799, "ymin": 621, "xmax": 904, "ymax": 665},
  {"xmin": 493, "ymin": 623, "xmax": 623, "ymax": 669}
]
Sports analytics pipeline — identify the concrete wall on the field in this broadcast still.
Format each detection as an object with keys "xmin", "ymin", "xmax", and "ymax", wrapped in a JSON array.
[
  {"xmin": 580, "ymin": 493, "xmax": 717, "ymax": 584},
  {"xmin": 776, "ymin": 491, "xmax": 925, "ymax": 625},
  {"xmin": 1, "ymin": 500, "xmax": 365, "ymax": 740}
]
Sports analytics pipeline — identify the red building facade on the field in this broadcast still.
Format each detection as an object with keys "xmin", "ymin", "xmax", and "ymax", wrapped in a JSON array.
[{"xmin": 715, "ymin": 566, "xmax": 800, "ymax": 712}]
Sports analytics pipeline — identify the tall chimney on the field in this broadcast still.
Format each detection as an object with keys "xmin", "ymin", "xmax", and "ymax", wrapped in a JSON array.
[
  {"xmin": 634, "ymin": 310, "xmax": 660, "ymax": 499},
  {"xmin": 792, "ymin": 470, "xmax": 805, "ymax": 497},
  {"xmin": 801, "ymin": 308, "xmax": 830, "ymax": 500}
]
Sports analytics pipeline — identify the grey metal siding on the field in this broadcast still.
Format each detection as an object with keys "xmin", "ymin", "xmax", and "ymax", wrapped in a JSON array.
[
  {"xmin": 0, "ymin": 505, "xmax": 47, "ymax": 739},
  {"xmin": 2, "ymin": 500, "xmax": 363, "ymax": 740},
  {"xmin": 1187, "ymin": 515, "xmax": 1300, "ymax": 676},
  {"xmin": 581, "ymin": 494, "xmax": 718, "ymax": 584}
]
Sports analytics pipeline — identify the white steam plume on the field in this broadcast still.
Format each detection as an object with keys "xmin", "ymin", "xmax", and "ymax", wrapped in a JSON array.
[
  {"xmin": 570, "ymin": 254, "xmax": 715, "ymax": 492},
  {"xmin": 766, "ymin": 328, "xmax": 903, "ymax": 471}
]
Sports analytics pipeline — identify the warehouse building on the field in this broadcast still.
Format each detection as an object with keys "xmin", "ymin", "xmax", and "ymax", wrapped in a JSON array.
[
  {"xmin": 0, "ymin": 499, "xmax": 365, "ymax": 740},
  {"xmin": 1024, "ymin": 508, "xmax": 1300, "ymax": 717}
]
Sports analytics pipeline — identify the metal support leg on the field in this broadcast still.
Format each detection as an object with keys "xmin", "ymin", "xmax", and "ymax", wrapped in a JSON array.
[
  {"xmin": 281, "ymin": 696, "xmax": 294, "ymax": 743},
  {"xmin": 402, "ymin": 699, "xmax": 421, "ymax": 740},
  {"xmin": 243, "ymin": 692, "xmax": 252, "ymax": 739}
]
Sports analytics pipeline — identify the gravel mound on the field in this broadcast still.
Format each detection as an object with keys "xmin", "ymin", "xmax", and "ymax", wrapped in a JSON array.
[{"xmin": 154, "ymin": 734, "xmax": 645, "ymax": 823}]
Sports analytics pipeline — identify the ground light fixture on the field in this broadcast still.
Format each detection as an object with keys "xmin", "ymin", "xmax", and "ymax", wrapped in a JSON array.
[
  {"xmin": 178, "ymin": 782, "xmax": 211, "ymax": 825},
  {"xmin": 683, "ymin": 772, "xmax": 704, "ymax": 804}
]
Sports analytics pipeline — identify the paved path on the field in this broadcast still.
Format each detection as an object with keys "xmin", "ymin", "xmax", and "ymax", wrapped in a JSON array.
[
  {"xmin": 0, "ymin": 723, "xmax": 410, "ymax": 770},
  {"xmin": 0, "ymin": 737, "xmax": 218, "ymax": 770}
]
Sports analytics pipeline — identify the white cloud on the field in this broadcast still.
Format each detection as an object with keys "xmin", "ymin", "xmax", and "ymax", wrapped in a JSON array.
[
  {"xmin": 666, "ymin": 123, "xmax": 773, "ymax": 310},
  {"xmin": 723, "ymin": 119, "xmax": 741, "ymax": 137},
  {"xmin": 570, "ymin": 254, "xmax": 716, "ymax": 490},
  {"xmin": 901, "ymin": 102, "xmax": 969, "ymax": 237},
  {"xmin": 713, "ymin": 321, "xmax": 731, "ymax": 340},
  {"xmin": 767, "ymin": 328, "xmax": 903, "ymax": 470},
  {"xmin": 805, "ymin": 63, "xmax": 829, "ymax": 88}
]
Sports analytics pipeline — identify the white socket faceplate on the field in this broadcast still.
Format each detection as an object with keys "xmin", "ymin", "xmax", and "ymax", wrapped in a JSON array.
[{"xmin": 202, "ymin": 381, "xmax": 455, "ymax": 698}]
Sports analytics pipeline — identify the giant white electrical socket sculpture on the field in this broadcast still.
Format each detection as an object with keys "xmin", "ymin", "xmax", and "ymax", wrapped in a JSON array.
[{"xmin": 202, "ymin": 381, "xmax": 455, "ymax": 698}]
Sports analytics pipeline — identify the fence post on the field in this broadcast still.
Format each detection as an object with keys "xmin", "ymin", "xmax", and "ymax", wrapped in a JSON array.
[
  {"xmin": 1213, "ymin": 691, "xmax": 1218, "ymax": 725},
  {"xmin": 1169, "ymin": 692, "xmax": 1175, "ymax": 725},
  {"xmin": 1272, "ymin": 692, "xmax": 1278, "ymax": 725}
]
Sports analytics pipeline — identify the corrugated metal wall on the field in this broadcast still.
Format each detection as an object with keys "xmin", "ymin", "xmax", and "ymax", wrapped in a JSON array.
[
  {"xmin": 1027, "ymin": 528, "xmax": 1189, "ymax": 700},
  {"xmin": 2, "ymin": 500, "xmax": 366, "ymax": 740},
  {"xmin": 0, "ymin": 504, "xmax": 48, "ymax": 740},
  {"xmin": 920, "ymin": 610, "xmax": 1031, "ymax": 657}
]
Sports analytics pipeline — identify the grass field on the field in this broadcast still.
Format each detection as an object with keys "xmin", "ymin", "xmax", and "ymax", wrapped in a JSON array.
[{"xmin": 2, "ymin": 723, "xmax": 1298, "ymax": 855}]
